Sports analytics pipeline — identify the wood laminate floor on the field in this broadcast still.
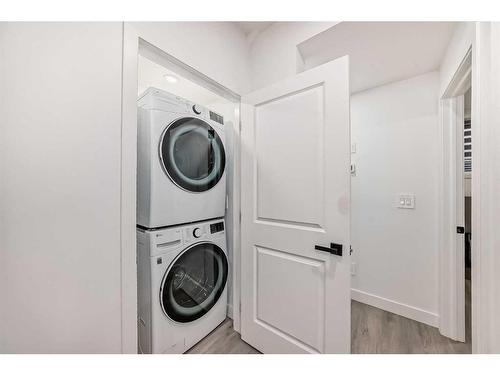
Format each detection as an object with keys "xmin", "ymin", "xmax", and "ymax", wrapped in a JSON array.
[
  {"xmin": 351, "ymin": 279, "xmax": 471, "ymax": 354},
  {"xmin": 187, "ymin": 319, "xmax": 260, "ymax": 354},
  {"xmin": 187, "ymin": 280, "xmax": 471, "ymax": 354}
]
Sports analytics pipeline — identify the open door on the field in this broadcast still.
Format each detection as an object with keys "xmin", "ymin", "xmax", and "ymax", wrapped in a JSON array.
[
  {"xmin": 439, "ymin": 95, "xmax": 466, "ymax": 342},
  {"xmin": 240, "ymin": 56, "xmax": 351, "ymax": 353}
]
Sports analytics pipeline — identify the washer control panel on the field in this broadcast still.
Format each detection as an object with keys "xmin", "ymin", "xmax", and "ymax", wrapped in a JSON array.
[
  {"xmin": 192, "ymin": 104, "xmax": 202, "ymax": 115},
  {"xmin": 210, "ymin": 221, "xmax": 224, "ymax": 234},
  {"xmin": 183, "ymin": 220, "xmax": 225, "ymax": 243},
  {"xmin": 192, "ymin": 227, "xmax": 202, "ymax": 238},
  {"xmin": 146, "ymin": 219, "xmax": 226, "ymax": 256}
]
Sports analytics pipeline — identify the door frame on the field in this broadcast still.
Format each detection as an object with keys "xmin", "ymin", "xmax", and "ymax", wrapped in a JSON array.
[
  {"xmin": 433, "ymin": 22, "xmax": 500, "ymax": 354},
  {"xmin": 438, "ymin": 48, "xmax": 471, "ymax": 342},
  {"xmin": 472, "ymin": 21, "xmax": 500, "ymax": 354},
  {"xmin": 120, "ymin": 23, "xmax": 242, "ymax": 352}
]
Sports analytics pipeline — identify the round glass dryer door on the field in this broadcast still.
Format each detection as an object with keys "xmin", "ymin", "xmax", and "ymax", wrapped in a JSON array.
[
  {"xmin": 160, "ymin": 242, "xmax": 228, "ymax": 323},
  {"xmin": 160, "ymin": 117, "xmax": 225, "ymax": 192}
]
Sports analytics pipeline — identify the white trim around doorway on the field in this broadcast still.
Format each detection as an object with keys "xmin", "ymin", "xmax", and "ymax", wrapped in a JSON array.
[{"xmin": 438, "ymin": 48, "xmax": 471, "ymax": 344}]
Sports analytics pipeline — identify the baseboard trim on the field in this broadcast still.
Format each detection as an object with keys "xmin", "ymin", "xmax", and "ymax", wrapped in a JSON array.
[{"xmin": 351, "ymin": 288, "xmax": 439, "ymax": 327}]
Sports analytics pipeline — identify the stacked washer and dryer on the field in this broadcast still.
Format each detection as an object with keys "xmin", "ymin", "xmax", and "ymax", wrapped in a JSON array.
[{"xmin": 136, "ymin": 87, "xmax": 229, "ymax": 354}]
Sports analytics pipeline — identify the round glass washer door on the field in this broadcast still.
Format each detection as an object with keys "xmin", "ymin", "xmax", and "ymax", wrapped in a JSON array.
[
  {"xmin": 160, "ymin": 117, "xmax": 225, "ymax": 193},
  {"xmin": 160, "ymin": 242, "xmax": 228, "ymax": 323}
]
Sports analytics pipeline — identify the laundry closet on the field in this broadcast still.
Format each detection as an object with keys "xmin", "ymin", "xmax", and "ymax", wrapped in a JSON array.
[{"xmin": 135, "ymin": 50, "xmax": 239, "ymax": 354}]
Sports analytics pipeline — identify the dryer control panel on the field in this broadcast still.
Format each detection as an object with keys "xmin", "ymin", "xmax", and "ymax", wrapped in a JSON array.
[{"xmin": 138, "ymin": 87, "xmax": 224, "ymax": 126}]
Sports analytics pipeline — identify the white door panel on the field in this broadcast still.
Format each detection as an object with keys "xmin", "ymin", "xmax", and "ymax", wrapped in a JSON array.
[
  {"xmin": 256, "ymin": 246, "xmax": 326, "ymax": 351},
  {"xmin": 256, "ymin": 85, "xmax": 324, "ymax": 228},
  {"xmin": 240, "ymin": 56, "xmax": 351, "ymax": 354}
]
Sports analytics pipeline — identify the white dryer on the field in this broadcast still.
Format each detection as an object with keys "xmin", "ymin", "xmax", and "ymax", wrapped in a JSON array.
[
  {"xmin": 137, "ymin": 218, "xmax": 228, "ymax": 354},
  {"xmin": 137, "ymin": 87, "xmax": 227, "ymax": 228}
]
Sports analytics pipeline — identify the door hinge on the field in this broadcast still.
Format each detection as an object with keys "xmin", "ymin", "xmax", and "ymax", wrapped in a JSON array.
[{"xmin": 350, "ymin": 246, "xmax": 353, "ymax": 255}]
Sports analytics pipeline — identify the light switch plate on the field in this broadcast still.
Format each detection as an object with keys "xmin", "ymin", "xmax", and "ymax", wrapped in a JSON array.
[
  {"xmin": 351, "ymin": 262, "xmax": 357, "ymax": 276},
  {"xmin": 398, "ymin": 193, "xmax": 415, "ymax": 209},
  {"xmin": 351, "ymin": 143, "xmax": 357, "ymax": 153}
]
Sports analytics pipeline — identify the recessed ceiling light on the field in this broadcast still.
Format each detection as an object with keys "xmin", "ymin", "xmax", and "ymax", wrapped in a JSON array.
[{"xmin": 163, "ymin": 74, "xmax": 178, "ymax": 83}]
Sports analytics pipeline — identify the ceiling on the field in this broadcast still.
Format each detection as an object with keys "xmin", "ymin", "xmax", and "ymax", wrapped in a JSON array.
[
  {"xmin": 298, "ymin": 22, "xmax": 457, "ymax": 93},
  {"xmin": 234, "ymin": 22, "xmax": 273, "ymax": 36},
  {"xmin": 137, "ymin": 55, "xmax": 221, "ymax": 105},
  {"xmin": 140, "ymin": 22, "xmax": 457, "ymax": 97}
]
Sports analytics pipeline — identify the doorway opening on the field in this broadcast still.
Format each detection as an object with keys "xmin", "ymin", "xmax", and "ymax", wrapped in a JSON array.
[
  {"xmin": 463, "ymin": 87, "xmax": 472, "ymax": 346},
  {"xmin": 438, "ymin": 48, "xmax": 473, "ymax": 352},
  {"xmin": 121, "ymin": 30, "xmax": 242, "ymax": 353}
]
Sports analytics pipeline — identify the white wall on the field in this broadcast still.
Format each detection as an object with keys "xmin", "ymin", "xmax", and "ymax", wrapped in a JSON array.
[
  {"xmin": 130, "ymin": 22, "xmax": 251, "ymax": 95},
  {"xmin": 350, "ymin": 72, "xmax": 440, "ymax": 326},
  {"xmin": 0, "ymin": 22, "xmax": 124, "ymax": 353},
  {"xmin": 0, "ymin": 21, "xmax": 251, "ymax": 354}
]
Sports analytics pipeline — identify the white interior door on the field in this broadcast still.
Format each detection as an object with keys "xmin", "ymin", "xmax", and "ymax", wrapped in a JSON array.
[
  {"xmin": 240, "ymin": 56, "xmax": 351, "ymax": 354},
  {"xmin": 439, "ymin": 95, "xmax": 466, "ymax": 342}
]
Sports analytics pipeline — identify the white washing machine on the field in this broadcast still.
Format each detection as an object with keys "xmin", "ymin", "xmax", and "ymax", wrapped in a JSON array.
[
  {"xmin": 137, "ymin": 218, "xmax": 228, "ymax": 354},
  {"xmin": 137, "ymin": 87, "xmax": 227, "ymax": 228}
]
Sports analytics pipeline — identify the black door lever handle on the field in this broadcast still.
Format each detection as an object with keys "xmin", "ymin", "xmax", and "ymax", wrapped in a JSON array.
[{"xmin": 315, "ymin": 242, "xmax": 343, "ymax": 256}]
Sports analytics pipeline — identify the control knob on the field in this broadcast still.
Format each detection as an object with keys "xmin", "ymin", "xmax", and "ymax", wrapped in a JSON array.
[
  {"xmin": 192, "ymin": 105, "xmax": 202, "ymax": 115},
  {"xmin": 193, "ymin": 227, "xmax": 202, "ymax": 238}
]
